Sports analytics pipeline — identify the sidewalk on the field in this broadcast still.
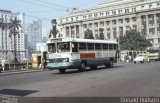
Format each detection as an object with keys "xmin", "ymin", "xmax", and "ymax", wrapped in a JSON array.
[{"xmin": 0, "ymin": 68, "xmax": 44, "ymax": 76}]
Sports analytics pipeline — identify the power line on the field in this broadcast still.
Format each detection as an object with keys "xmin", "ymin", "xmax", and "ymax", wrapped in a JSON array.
[
  {"xmin": 25, "ymin": 10, "xmax": 56, "ymax": 13},
  {"xmin": 25, "ymin": 14, "xmax": 51, "ymax": 21},
  {"xmin": 33, "ymin": 0, "xmax": 68, "ymax": 9},
  {"xmin": 18, "ymin": 0, "xmax": 66, "ymax": 11},
  {"xmin": 78, "ymin": 0, "xmax": 99, "ymax": 8}
]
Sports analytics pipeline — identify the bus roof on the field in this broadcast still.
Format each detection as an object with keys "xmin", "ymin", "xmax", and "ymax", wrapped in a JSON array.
[{"xmin": 47, "ymin": 38, "xmax": 118, "ymax": 44}]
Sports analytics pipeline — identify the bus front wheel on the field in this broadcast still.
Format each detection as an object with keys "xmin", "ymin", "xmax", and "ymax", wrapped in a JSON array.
[
  {"xmin": 79, "ymin": 62, "xmax": 86, "ymax": 72},
  {"xmin": 91, "ymin": 66, "xmax": 97, "ymax": 70},
  {"xmin": 58, "ymin": 69, "xmax": 66, "ymax": 73}
]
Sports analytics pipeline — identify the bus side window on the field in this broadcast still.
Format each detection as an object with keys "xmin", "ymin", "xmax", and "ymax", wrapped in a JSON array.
[
  {"xmin": 109, "ymin": 44, "xmax": 113, "ymax": 50},
  {"xmin": 79, "ymin": 43, "xmax": 87, "ymax": 50},
  {"xmin": 87, "ymin": 43, "xmax": 94, "ymax": 50},
  {"xmin": 72, "ymin": 43, "xmax": 78, "ymax": 52},
  {"xmin": 102, "ymin": 44, "xmax": 108, "ymax": 50},
  {"xmin": 48, "ymin": 46, "xmax": 52, "ymax": 52},
  {"xmin": 95, "ymin": 44, "xmax": 102, "ymax": 50}
]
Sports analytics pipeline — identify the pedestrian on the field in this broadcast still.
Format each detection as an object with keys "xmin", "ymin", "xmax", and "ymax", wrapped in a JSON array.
[
  {"xmin": 43, "ymin": 59, "xmax": 47, "ymax": 69},
  {"xmin": 1, "ymin": 58, "xmax": 5, "ymax": 71}
]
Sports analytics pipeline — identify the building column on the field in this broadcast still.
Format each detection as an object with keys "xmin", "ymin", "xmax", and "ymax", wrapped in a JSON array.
[
  {"xmin": 79, "ymin": 22, "xmax": 83, "ymax": 38},
  {"xmin": 154, "ymin": 13, "xmax": 158, "ymax": 46},
  {"xmin": 146, "ymin": 15, "xmax": 149, "ymax": 39},
  {"xmin": 154, "ymin": 13, "xmax": 158, "ymax": 37},
  {"xmin": 137, "ymin": 14, "xmax": 142, "ymax": 33},
  {"xmin": 104, "ymin": 21, "xmax": 107, "ymax": 40},
  {"xmin": 123, "ymin": 18, "xmax": 126, "ymax": 36}
]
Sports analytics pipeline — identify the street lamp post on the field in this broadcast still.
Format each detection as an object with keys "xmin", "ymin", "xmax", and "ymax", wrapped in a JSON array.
[
  {"xmin": 26, "ymin": 49, "xmax": 29, "ymax": 70},
  {"xmin": 39, "ymin": 44, "xmax": 43, "ymax": 70}
]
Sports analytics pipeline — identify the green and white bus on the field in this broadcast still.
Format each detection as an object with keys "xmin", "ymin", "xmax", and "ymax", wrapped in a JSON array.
[{"xmin": 46, "ymin": 38, "xmax": 119, "ymax": 73}]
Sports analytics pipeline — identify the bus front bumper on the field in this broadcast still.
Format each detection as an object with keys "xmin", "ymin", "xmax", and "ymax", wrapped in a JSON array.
[{"xmin": 46, "ymin": 62, "xmax": 80, "ymax": 70}]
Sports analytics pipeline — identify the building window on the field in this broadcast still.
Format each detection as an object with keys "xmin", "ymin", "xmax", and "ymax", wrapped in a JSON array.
[
  {"xmin": 89, "ymin": 14, "xmax": 92, "ymax": 18},
  {"xmin": 66, "ymin": 27, "xmax": 69, "ymax": 37},
  {"xmin": 125, "ymin": 8, "xmax": 129, "ymax": 13},
  {"xmin": 113, "ymin": 28, "xmax": 117, "ymax": 39},
  {"xmin": 100, "ymin": 22, "xmax": 104, "ymax": 27},
  {"xmin": 76, "ymin": 25, "xmax": 79, "ymax": 38},
  {"xmin": 106, "ymin": 21, "xmax": 110, "ymax": 25},
  {"xmin": 95, "ymin": 30, "xmax": 98, "ymax": 39},
  {"xmin": 126, "ymin": 26, "xmax": 130, "ymax": 31},
  {"xmin": 112, "ymin": 20, "xmax": 116, "ymax": 25},
  {"xmin": 118, "ymin": 9, "xmax": 123, "ymax": 14},
  {"xmin": 83, "ymin": 16, "xmax": 87, "ymax": 20},
  {"xmin": 100, "ymin": 13, "xmax": 104, "ymax": 17},
  {"xmin": 76, "ymin": 17, "xmax": 79, "ymax": 20},
  {"xmin": 112, "ymin": 10, "xmax": 116, "ymax": 15},
  {"xmin": 107, "ymin": 28, "xmax": 110, "ymax": 31},
  {"xmin": 132, "ymin": 17, "xmax": 136, "ymax": 22},
  {"xmin": 119, "ymin": 27, "xmax": 123, "ymax": 36},
  {"xmin": 141, "ymin": 15, "xmax": 146, "ymax": 21},
  {"xmin": 132, "ymin": 25, "xmax": 137, "ymax": 30},
  {"xmin": 107, "ymin": 33, "xmax": 110, "ymax": 39},
  {"xmin": 88, "ymin": 23, "xmax": 92, "ymax": 28},
  {"xmin": 148, "ymin": 14, "xmax": 154, "ymax": 21},
  {"xmin": 149, "ymin": 4, "xmax": 152, "ymax": 9},
  {"xmin": 94, "ymin": 22, "xmax": 98, "ymax": 27},
  {"xmin": 83, "ymin": 24, "xmax": 87, "ymax": 28},
  {"xmin": 125, "ymin": 18, "xmax": 130, "ymax": 23},
  {"xmin": 118, "ymin": 19, "xmax": 123, "ymax": 24},
  {"xmin": 106, "ymin": 12, "xmax": 110, "ymax": 16},
  {"xmin": 94, "ymin": 14, "xmax": 98, "ymax": 18},
  {"xmin": 157, "ymin": 3, "xmax": 160, "ymax": 7}
]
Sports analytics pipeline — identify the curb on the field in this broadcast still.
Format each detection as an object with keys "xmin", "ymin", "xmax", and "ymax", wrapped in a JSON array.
[{"xmin": 0, "ymin": 69, "xmax": 44, "ymax": 76}]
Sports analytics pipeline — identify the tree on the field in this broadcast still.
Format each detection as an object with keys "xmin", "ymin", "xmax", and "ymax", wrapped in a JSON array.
[
  {"xmin": 84, "ymin": 29, "xmax": 94, "ymax": 39},
  {"xmin": 119, "ymin": 30, "xmax": 152, "ymax": 51},
  {"xmin": 9, "ymin": 17, "xmax": 22, "ymax": 62}
]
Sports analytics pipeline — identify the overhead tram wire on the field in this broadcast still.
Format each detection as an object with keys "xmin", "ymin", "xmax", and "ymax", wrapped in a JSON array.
[
  {"xmin": 78, "ymin": 0, "xmax": 99, "ymax": 8},
  {"xmin": 33, "ymin": 0, "xmax": 68, "ymax": 9},
  {"xmin": 25, "ymin": 14, "xmax": 51, "ymax": 21},
  {"xmin": 18, "ymin": 0, "xmax": 66, "ymax": 11}
]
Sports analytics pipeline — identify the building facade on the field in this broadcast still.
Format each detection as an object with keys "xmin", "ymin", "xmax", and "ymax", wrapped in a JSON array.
[
  {"xmin": 58, "ymin": 0, "xmax": 160, "ymax": 48},
  {"xmin": 25, "ymin": 19, "xmax": 42, "ymax": 51},
  {"xmin": 25, "ymin": 19, "xmax": 42, "ymax": 60},
  {"xmin": 15, "ymin": 13, "xmax": 26, "ymax": 61},
  {"xmin": 0, "ymin": 9, "xmax": 26, "ymax": 61},
  {"xmin": 0, "ymin": 9, "xmax": 13, "ymax": 59}
]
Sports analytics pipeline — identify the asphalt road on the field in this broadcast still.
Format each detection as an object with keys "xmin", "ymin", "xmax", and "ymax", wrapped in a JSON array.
[{"xmin": 0, "ymin": 61, "xmax": 160, "ymax": 97}]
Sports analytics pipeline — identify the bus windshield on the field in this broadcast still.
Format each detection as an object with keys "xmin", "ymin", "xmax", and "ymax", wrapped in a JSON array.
[
  {"xmin": 48, "ymin": 43, "xmax": 56, "ymax": 53},
  {"xmin": 57, "ymin": 42, "xmax": 70, "ymax": 53}
]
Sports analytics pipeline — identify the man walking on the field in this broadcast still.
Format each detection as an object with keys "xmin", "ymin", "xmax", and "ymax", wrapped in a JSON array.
[{"xmin": 1, "ymin": 58, "xmax": 5, "ymax": 71}]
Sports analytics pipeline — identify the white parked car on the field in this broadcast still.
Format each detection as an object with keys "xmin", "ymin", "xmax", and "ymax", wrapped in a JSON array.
[{"xmin": 133, "ymin": 53, "xmax": 150, "ymax": 64}]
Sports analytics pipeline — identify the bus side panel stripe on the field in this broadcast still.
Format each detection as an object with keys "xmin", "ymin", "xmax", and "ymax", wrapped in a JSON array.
[{"xmin": 80, "ymin": 53, "xmax": 96, "ymax": 59}]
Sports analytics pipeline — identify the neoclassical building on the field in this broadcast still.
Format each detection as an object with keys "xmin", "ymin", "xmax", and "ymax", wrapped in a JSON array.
[{"xmin": 58, "ymin": 0, "xmax": 160, "ymax": 48}]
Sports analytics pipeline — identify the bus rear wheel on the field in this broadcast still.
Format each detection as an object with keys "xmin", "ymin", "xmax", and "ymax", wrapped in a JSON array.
[
  {"xmin": 58, "ymin": 69, "xmax": 66, "ymax": 73},
  {"xmin": 106, "ymin": 60, "xmax": 114, "ymax": 68},
  {"xmin": 79, "ymin": 62, "xmax": 86, "ymax": 72}
]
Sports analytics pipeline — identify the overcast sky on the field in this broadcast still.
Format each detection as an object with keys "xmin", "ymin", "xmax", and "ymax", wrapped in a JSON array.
[{"xmin": 0, "ymin": 0, "xmax": 100, "ymax": 28}]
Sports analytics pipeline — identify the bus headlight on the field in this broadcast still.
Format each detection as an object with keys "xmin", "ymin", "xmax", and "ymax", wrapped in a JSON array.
[{"xmin": 63, "ymin": 58, "xmax": 69, "ymax": 62}]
